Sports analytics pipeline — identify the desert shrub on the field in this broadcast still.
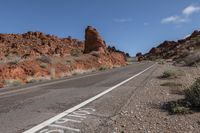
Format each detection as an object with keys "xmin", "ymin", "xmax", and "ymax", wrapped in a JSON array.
[
  {"xmin": 184, "ymin": 77, "xmax": 200, "ymax": 107},
  {"xmin": 26, "ymin": 77, "xmax": 37, "ymax": 83},
  {"xmin": 37, "ymin": 55, "xmax": 52, "ymax": 64},
  {"xmin": 90, "ymin": 51, "xmax": 100, "ymax": 57},
  {"xmin": 5, "ymin": 79, "xmax": 22, "ymax": 87},
  {"xmin": 40, "ymin": 63, "xmax": 48, "ymax": 68},
  {"xmin": 70, "ymin": 49, "xmax": 81, "ymax": 57},
  {"xmin": 161, "ymin": 70, "xmax": 176, "ymax": 78},
  {"xmin": 167, "ymin": 102, "xmax": 190, "ymax": 114},
  {"xmin": 183, "ymin": 52, "xmax": 200, "ymax": 66},
  {"xmin": 99, "ymin": 65, "xmax": 111, "ymax": 71},
  {"xmin": 161, "ymin": 82, "xmax": 182, "ymax": 87},
  {"xmin": 163, "ymin": 99, "xmax": 191, "ymax": 114},
  {"xmin": 70, "ymin": 68, "xmax": 96, "ymax": 75},
  {"xmin": 158, "ymin": 60, "xmax": 164, "ymax": 65},
  {"xmin": 163, "ymin": 77, "xmax": 200, "ymax": 114}
]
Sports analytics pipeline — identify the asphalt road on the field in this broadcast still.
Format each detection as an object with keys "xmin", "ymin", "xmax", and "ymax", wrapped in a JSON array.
[{"xmin": 0, "ymin": 62, "xmax": 155, "ymax": 133}]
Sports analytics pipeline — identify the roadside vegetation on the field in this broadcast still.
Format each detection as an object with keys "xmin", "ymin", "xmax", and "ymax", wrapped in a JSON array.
[
  {"xmin": 99, "ymin": 65, "xmax": 111, "ymax": 71},
  {"xmin": 5, "ymin": 79, "xmax": 22, "ymax": 87},
  {"xmin": 163, "ymin": 77, "xmax": 200, "ymax": 114},
  {"xmin": 160, "ymin": 70, "xmax": 177, "ymax": 79},
  {"xmin": 160, "ymin": 82, "xmax": 182, "ymax": 87}
]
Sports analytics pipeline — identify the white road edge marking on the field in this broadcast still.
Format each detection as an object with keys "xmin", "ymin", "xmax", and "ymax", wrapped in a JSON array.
[{"xmin": 23, "ymin": 64, "xmax": 155, "ymax": 133}]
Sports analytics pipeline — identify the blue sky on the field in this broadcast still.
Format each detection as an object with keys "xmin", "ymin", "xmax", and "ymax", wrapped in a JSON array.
[{"xmin": 0, "ymin": 0, "xmax": 200, "ymax": 56}]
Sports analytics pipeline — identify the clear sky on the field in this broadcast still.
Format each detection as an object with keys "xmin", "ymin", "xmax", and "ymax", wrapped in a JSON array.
[{"xmin": 0, "ymin": 0, "xmax": 200, "ymax": 56}]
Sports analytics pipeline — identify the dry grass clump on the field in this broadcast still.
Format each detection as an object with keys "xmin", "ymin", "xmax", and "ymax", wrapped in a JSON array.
[
  {"xmin": 26, "ymin": 76, "xmax": 51, "ymax": 83},
  {"xmin": 183, "ymin": 52, "xmax": 200, "ymax": 66},
  {"xmin": 5, "ymin": 79, "xmax": 22, "ymax": 87},
  {"xmin": 70, "ymin": 68, "xmax": 96, "ymax": 75},
  {"xmin": 40, "ymin": 63, "xmax": 48, "ymax": 68},
  {"xmin": 160, "ymin": 82, "xmax": 182, "ymax": 87},
  {"xmin": 184, "ymin": 77, "xmax": 200, "ymax": 108},
  {"xmin": 164, "ymin": 76, "xmax": 200, "ymax": 114},
  {"xmin": 160, "ymin": 70, "xmax": 177, "ymax": 79},
  {"xmin": 164, "ymin": 100, "xmax": 191, "ymax": 114},
  {"xmin": 99, "ymin": 65, "xmax": 112, "ymax": 71},
  {"xmin": 158, "ymin": 60, "xmax": 165, "ymax": 65},
  {"xmin": 37, "ymin": 55, "xmax": 52, "ymax": 64}
]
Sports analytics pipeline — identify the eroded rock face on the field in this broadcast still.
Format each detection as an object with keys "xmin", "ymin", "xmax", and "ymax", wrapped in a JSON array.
[{"xmin": 84, "ymin": 26, "xmax": 106, "ymax": 53}]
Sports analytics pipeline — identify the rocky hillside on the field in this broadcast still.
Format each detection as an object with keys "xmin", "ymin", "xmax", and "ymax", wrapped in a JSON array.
[
  {"xmin": 0, "ymin": 26, "xmax": 128, "ymax": 88},
  {"xmin": 142, "ymin": 30, "xmax": 200, "ymax": 63}
]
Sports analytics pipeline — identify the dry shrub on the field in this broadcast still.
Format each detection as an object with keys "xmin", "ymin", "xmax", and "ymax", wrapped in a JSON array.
[
  {"xmin": 37, "ymin": 55, "xmax": 52, "ymax": 64},
  {"xmin": 5, "ymin": 79, "xmax": 22, "ymax": 87},
  {"xmin": 184, "ymin": 77, "xmax": 200, "ymax": 107},
  {"xmin": 183, "ymin": 52, "xmax": 200, "ymax": 66},
  {"xmin": 164, "ymin": 75, "xmax": 200, "ymax": 114},
  {"xmin": 160, "ymin": 70, "xmax": 177, "ymax": 79}
]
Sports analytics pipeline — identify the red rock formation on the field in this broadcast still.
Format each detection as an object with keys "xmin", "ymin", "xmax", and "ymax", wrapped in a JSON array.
[{"xmin": 84, "ymin": 26, "xmax": 106, "ymax": 53}]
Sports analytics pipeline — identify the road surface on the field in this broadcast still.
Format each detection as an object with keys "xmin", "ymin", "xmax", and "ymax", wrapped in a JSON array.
[{"xmin": 0, "ymin": 62, "xmax": 155, "ymax": 133}]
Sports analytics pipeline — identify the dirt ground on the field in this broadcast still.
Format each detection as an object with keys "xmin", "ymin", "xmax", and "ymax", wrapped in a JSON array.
[{"xmin": 106, "ymin": 63, "xmax": 200, "ymax": 133}]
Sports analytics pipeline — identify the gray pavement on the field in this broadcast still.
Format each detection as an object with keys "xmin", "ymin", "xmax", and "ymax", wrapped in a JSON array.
[{"xmin": 0, "ymin": 62, "xmax": 155, "ymax": 133}]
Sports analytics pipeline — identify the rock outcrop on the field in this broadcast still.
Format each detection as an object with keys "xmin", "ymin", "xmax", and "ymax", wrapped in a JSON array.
[{"xmin": 84, "ymin": 26, "xmax": 106, "ymax": 53}]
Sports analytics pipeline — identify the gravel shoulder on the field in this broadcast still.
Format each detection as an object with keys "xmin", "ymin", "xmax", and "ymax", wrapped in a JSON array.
[{"xmin": 101, "ymin": 63, "xmax": 200, "ymax": 133}]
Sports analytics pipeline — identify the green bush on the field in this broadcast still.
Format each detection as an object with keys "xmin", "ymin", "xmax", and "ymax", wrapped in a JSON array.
[
  {"xmin": 158, "ymin": 60, "xmax": 164, "ymax": 65},
  {"xmin": 184, "ymin": 77, "xmax": 200, "ymax": 107},
  {"xmin": 99, "ymin": 65, "xmax": 111, "ymax": 71},
  {"xmin": 161, "ymin": 70, "xmax": 176, "ymax": 78},
  {"xmin": 171, "ymin": 105, "xmax": 190, "ymax": 114},
  {"xmin": 164, "ymin": 100, "xmax": 191, "ymax": 114},
  {"xmin": 161, "ymin": 82, "xmax": 182, "ymax": 87},
  {"xmin": 26, "ymin": 77, "xmax": 37, "ymax": 83},
  {"xmin": 5, "ymin": 79, "xmax": 22, "ymax": 87},
  {"xmin": 164, "ymin": 77, "xmax": 200, "ymax": 114},
  {"xmin": 12, "ymin": 80, "xmax": 22, "ymax": 86}
]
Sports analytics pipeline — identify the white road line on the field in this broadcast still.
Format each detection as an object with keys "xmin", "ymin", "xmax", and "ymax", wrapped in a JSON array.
[
  {"xmin": 48, "ymin": 124, "xmax": 80, "ymax": 132},
  {"xmin": 55, "ymin": 118, "xmax": 82, "ymax": 124},
  {"xmin": 23, "ymin": 64, "xmax": 155, "ymax": 133},
  {"xmin": 67, "ymin": 114, "xmax": 87, "ymax": 119}
]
